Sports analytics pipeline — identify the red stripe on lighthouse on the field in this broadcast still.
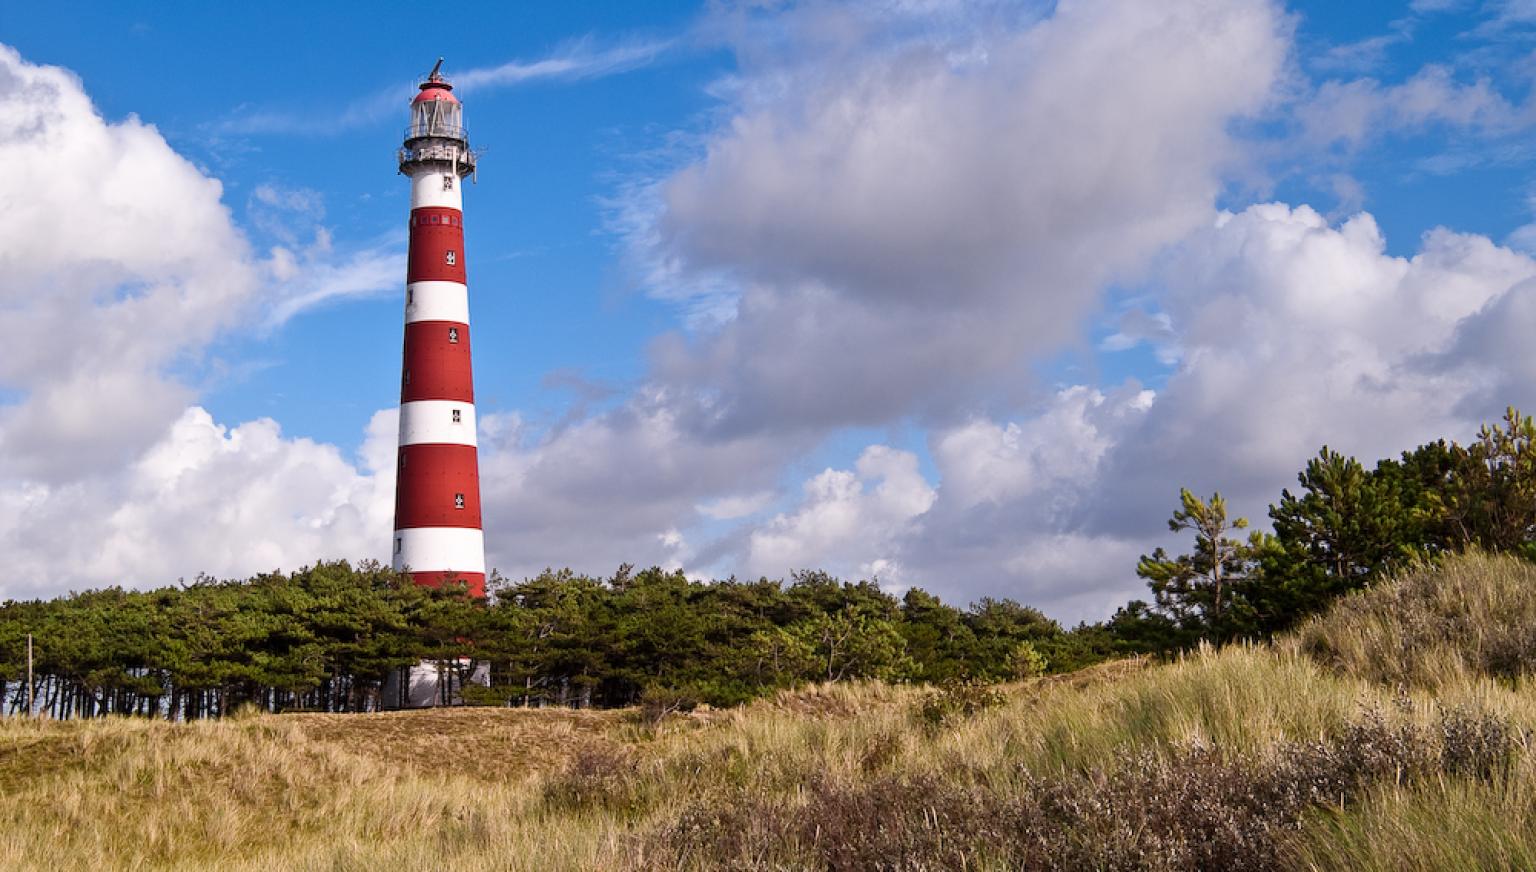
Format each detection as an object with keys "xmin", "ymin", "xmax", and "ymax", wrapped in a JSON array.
[
  {"xmin": 394, "ymin": 443, "xmax": 482, "ymax": 528},
  {"xmin": 407, "ymin": 207, "xmax": 466, "ymax": 284},
  {"xmin": 401, "ymin": 320, "xmax": 474, "ymax": 402},
  {"xmin": 409, "ymin": 571, "xmax": 487, "ymax": 598}
]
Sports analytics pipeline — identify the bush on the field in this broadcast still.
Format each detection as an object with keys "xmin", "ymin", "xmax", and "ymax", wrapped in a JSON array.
[
  {"xmin": 636, "ymin": 685, "xmax": 700, "ymax": 727},
  {"xmin": 1011, "ymin": 640, "xmax": 1049, "ymax": 679},
  {"xmin": 915, "ymin": 679, "xmax": 1006, "ymax": 729},
  {"xmin": 541, "ymin": 742, "xmax": 644, "ymax": 814}
]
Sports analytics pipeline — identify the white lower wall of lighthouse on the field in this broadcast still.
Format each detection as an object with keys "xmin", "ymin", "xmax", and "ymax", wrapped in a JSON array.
[
  {"xmin": 393, "ymin": 527, "xmax": 486, "ymax": 575},
  {"xmin": 383, "ymin": 658, "xmax": 490, "ymax": 709}
]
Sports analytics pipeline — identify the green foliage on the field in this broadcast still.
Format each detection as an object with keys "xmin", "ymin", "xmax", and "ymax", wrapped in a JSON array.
[
  {"xmin": 1129, "ymin": 489, "xmax": 1267, "ymax": 645},
  {"xmin": 1011, "ymin": 640, "xmax": 1048, "ymax": 679},
  {"xmin": 1124, "ymin": 406, "xmax": 1536, "ymax": 654},
  {"xmin": 0, "ymin": 559, "xmax": 1091, "ymax": 718}
]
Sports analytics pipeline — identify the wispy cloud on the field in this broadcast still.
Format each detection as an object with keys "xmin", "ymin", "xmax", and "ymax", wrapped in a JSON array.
[
  {"xmin": 265, "ymin": 244, "xmax": 404, "ymax": 329},
  {"xmin": 456, "ymin": 37, "xmax": 675, "ymax": 91},
  {"xmin": 215, "ymin": 36, "xmax": 678, "ymax": 136}
]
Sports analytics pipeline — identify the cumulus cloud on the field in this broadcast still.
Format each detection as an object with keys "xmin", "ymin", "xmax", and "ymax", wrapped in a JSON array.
[
  {"xmin": 743, "ymin": 203, "xmax": 1536, "ymax": 621},
  {"xmin": 0, "ymin": 407, "xmax": 396, "ymax": 600},
  {"xmin": 1100, "ymin": 204, "xmax": 1536, "ymax": 527},
  {"xmin": 475, "ymin": 393, "xmax": 803, "ymax": 581},
  {"xmin": 745, "ymin": 446, "xmax": 935, "ymax": 583},
  {"xmin": 0, "ymin": 45, "xmax": 260, "ymax": 478},
  {"xmin": 895, "ymin": 385, "xmax": 1157, "ymax": 618},
  {"xmin": 14, "ymin": 0, "xmax": 1536, "ymax": 628},
  {"xmin": 636, "ymin": 0, "xmax": 1290, "ymax": 433},
  {"xmin": 882, "ymin": 205, "xmax": 1536, "ymax": 618}
]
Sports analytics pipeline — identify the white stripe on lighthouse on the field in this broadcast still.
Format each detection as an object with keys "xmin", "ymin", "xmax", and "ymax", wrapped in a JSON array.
[
  {"xmin": 398, "ymin": 400, "xmax": 477, "ymax": 446},
  {"xmin": 393, "ymin": 527, "xmax": 486, "ymax": 574},
  {"xmin": 410, "ymin": 169, "xmax": 464, "ymax": 210},
  {"xmin": 404, "ymin": 280, "xmax": 470, "ymax": 324}
]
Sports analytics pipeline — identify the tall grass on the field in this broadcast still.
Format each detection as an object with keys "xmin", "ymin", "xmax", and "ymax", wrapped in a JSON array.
[
  {"xmin": 1296, "ymin": 551, "xmax": 1536, "ymax": 690},
  {"xmin": 4, "ymin": 552, "xmax": 1536, "ymax": 870}
]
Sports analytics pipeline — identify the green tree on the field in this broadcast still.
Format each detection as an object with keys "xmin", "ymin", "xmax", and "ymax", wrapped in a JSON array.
[{"xmin": 1135, "ymin": 489, "xmax": 1265, "ymax": 642}]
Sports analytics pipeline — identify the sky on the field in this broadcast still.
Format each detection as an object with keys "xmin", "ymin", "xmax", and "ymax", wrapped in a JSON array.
[{"xmin": 5, "ymin": 0, "xmax": 1536, "ymax": 620}]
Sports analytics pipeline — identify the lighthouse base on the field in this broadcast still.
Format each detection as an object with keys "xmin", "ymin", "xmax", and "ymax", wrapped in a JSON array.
[{"xmin": 382, "ymin": 658, "xmax": 490, "ymax": 709}]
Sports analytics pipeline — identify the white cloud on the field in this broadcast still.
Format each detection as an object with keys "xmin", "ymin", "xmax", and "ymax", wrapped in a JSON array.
[
  {"xmin": 746, "ymin": 446, "xmax": 935, "ymax": 580},
  {"xmin": 0, "ymin": 45, "xmax": 419, "ymax": 598},
  {"xmin": 630, "ymin": 0, "xmax": 1290, "ymax": 433},
  {"xmin": 455, "ymin": 38, "xmax": 675, "ymax": 92},
  {"xmin": 933, "ymin": 387, "xmax": 1153, "ymax": 512},
  {"xmin": 0, "ymin": 407, "xmax": 395, "ymax": 600},
  {"xmin": 1299, "ymin": 65, "xmax": 1519, "ymax": 150},
  {"xmin": 13, "ymin": 2, "xmax": 1536, "ymax": 630},
  {"xmin": 697, "ymin": 491, "xmax": 775, "ymax": 521},
  {"xmin": 1113, "ymin": 202, "xmax": 1536, "ymax": 524},
  {"xmin": 0, "ymin": 45, "xmax": 260, "ymax": 479},
  {"xmin": 475, "ymin": 395, "xmax": 802, "ymax": 581},
  {"xmin": 723, "ymin": 204, "xmax": 1536, "ymax": 621},
  {"xmin": 264, "ymin": 243, "xmax": 404, "ymax": 328}
]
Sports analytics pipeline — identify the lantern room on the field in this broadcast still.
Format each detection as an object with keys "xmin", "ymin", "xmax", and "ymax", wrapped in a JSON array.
[
  {"xmin": 406, "ymin": 58, "xmax": 466, "ymax": 143},
  {"xmin": 398, "ymin": 58, "xmax": 476, "ymax": 177}
]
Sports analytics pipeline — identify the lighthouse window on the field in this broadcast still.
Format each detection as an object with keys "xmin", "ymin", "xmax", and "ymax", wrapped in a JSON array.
[
  {"xmin": 452, "ymin": 409, "xmax": 462, "ymax": 424},
  {"xmin": 443, "ymin": 175, "xmax": 454, "ymax": 191},
  {"xmin": 395, "ymin": 537, "xmax": 402, "ymax": 555},
  {"xmin": 431, "ymin": 215, "xmax": 440, "ymax": 224},
  {"xmin": 454, "ymin": 493, "xmax": 466, "ymax": 510},
  {"xmin": 403, "ymin": 369, "xmax": 411, "ymax": 386},
  {"xmin": 406, "ymin": 289, "xmax": 414, "ymax": 305},
  {"xmin": 445, "ymin": 250, "xmax": 457, "ymax": 266},
  {"xmin": 448, "ymin": 326, "xmax": 459, "ymax": 343}
]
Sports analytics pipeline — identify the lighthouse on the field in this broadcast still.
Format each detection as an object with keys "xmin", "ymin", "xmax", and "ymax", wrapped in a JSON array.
[
  {"xmin": 385, "ymin": 60, "xmax": 486, "ymax": 709},
  {"xmin": 392, "ymin": 60, "xmax": 485, "ymax": 600}
]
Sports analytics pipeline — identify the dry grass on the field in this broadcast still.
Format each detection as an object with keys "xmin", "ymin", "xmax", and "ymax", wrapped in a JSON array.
[
  {"xmin": 1295, "ymin": 550, "xmax": 1536, "ymax": 690},
  {"xmin": 5, "ymin": 553, "xmax": 1536, "ymax": 870}
]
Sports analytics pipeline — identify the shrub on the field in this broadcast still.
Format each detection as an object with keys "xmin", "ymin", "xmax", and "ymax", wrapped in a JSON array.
[
  {"xmin": 1011, "ymin": 641, "xmax": 1049, "ymax": 679},
  {"xmin": 636, "ymin": 685, "xmax": 700, "ymax": 728},
  {"xmin": 540, "ymin": 742, "xmax": 644, "ymax": 814},
  {"xmin": 915, "ymin": 680, "xmax": 1006, "ymax": 729}
]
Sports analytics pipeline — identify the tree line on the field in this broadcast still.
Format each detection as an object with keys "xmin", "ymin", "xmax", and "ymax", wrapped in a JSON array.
[
  {"xmin": 0, "ymin": 562, "xmax": 1109, "ymax": 718},
  {"xmin": 3, "ymin": 407, "xmax": 1535, "ymax": 718}
]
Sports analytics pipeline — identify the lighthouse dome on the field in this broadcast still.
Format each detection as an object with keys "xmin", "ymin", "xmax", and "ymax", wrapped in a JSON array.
[{"xmin": 414, "ymin": 83, "xmax": 459, "ymax": 105}]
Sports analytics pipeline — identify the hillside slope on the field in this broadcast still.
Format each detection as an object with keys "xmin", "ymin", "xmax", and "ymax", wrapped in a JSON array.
[{"xmin": 4, "ymin": 553, "xmax": 1536, "ymax": 870}]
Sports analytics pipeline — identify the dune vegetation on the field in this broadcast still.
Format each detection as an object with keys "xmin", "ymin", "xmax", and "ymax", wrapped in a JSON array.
[{"xmin": 3, "ymin": 552, "xmax": 1536, "ymax": 870}]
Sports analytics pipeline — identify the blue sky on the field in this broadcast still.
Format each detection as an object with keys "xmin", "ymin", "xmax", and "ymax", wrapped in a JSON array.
[{"xmin": 7, "ymin": 0, "xmax": 1536, "ymax": 619}]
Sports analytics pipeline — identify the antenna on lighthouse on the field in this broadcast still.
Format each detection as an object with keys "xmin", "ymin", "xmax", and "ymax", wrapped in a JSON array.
[{"xmin": 427, "ymin": 57, "xmax": 445, "ymax": 82}]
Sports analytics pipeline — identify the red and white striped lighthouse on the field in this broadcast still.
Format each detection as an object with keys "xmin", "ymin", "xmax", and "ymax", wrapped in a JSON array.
[{"xmin": 392, "ymin": 59, "xmax": 485, "ymax": 599}]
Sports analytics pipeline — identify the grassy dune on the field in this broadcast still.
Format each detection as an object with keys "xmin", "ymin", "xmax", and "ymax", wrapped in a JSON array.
[{"xmin": 4, "ymin": 553, "xmax": 1536, "ymax": 870}]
